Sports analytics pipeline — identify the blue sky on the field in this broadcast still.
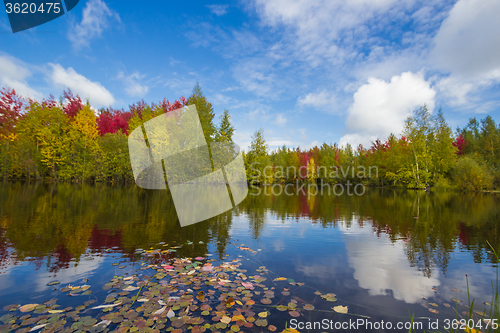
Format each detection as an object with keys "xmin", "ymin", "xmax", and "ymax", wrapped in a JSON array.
[{"xmin": 1, "ymin": 0, "xmax": 500, "ymax": 150}]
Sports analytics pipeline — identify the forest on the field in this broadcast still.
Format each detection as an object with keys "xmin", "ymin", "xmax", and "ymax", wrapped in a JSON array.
[{"xmin": 1, "ymin": 83, "xmax": 499, "ymax": 191}]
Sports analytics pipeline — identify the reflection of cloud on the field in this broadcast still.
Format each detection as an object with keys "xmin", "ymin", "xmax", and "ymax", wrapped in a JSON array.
[
  {"xmin": 34, "ymin": 258, "xmax": 103, "ymax": 292},
  {"xmin": 339, "ymin": 223, "xmax": 439, "ymax": 303}
]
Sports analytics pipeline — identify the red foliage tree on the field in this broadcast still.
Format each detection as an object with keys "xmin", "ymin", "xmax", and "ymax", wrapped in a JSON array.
[
  {"xmin": 96, "ymin": 108, "xmax": 134, "ymax": 136},
  {"xmin": 62, "ymin": 89, "xmax": 84, "ymax": 118},
  {"xmin": 452, "ymin": 134, "xmax": 467, "ymax": 155},
  {"xmin": 0, "ymin": 88, "xmax": 26, "ymax": 136}
]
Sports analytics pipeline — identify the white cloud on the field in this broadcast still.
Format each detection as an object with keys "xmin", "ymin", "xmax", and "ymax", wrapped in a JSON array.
[
  {"xmin": 341, "ymin": 71, "xmax": 435, "ymax": 148},
  {"xmin": 68, "ymin": 0, "xmax": 120, "ymax": 49},
  {"xmin": 0, "ymin": 55, "xmax": 42, "ymax": 99},
  {"xmin": 206, "ymin": 4, "xmax": 229, "ymax": 16},
  {"xmin": 252, "ymin": 0, "xmax": 403, "ymax": 66},
  {"xmin": 275, "ymin": 113, "xmax": 287, "ymax": 125},
  {"xmin": 297, "ymin": 90, "xmax": 337, "ymax": 113},
  {"xmin": 433, "ymin": 0, "xmax": 500, "ymax": 80},
  {"xmin": 232, "ymin": 58, "xmax": 275, "ymax": 97},
  {"xmin": 48, "ymin": 63, "xmax": 115, "ymax": 107},
  {"xmin": 432, "ymin": 0, "xmax": 500, "ymax": 106},
  {"xmin": 117, "ymin": 71, "xmax": 149, "ymax": 97}
]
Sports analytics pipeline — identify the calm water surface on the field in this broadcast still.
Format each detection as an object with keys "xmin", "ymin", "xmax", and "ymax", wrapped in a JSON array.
[{"xmin": 0, "ymin": 182, "xmax": 499, "ymax": 332}]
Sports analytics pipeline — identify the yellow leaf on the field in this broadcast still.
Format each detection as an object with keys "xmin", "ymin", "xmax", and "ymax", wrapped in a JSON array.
[
  {"xmin": 333, "ymin": 305, "xmax": 348, "ymax": 314},
  {"xmin": 232, "ymin": 314, "xmax": 246, "ymax": 322},
  {"xmin": 258, "ymin": 312, "xmax": 268, "ymax": 318},
  {"xmin": 273, "ymin": 277, "xmax": 287, "ymax": 281}
]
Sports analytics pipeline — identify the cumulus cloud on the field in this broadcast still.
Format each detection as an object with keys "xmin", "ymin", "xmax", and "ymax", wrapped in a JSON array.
[
  {"xmin": 0, "ymin": 55, "xmax": 42, "ymax": 99},
  {"xmin": 340, "ymin": 71, "xmax": 435, "ymax": 148},
  {"xmin": 117, "ymin": 71, "xmax": 149, "ymax": 97},
  {"xmin": 206, "ymin": 4, "xmax": 229, "ymax": 16},
  {"xmin": 432, "ymin": 0, "xmax": 500, "ymax": 106},
  {"xmin": 68, "ymin": 0, "xmax": 120, "ymax": 49},
  {"xmin": 48, "ymin": 63, "xmax": 115, "ymax": 107},
  {"xmin": 297, "ymin": 90, "xmax": 337, "ymax": 113}
]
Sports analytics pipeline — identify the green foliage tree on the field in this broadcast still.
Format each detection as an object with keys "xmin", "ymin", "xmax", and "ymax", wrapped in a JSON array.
[
  {"xmin": 245, "ymin": 129, "xmax": 269, "ymax": 184},
  {"xmin": 186, "ymin": 83, "xmax": 216, "ymax": 144},
  {"xmin": 214, "ymin": 110, "xmax": 234, "ymax": 143}
]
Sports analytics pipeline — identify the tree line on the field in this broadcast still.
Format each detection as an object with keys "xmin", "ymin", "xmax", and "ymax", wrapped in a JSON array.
[
  {"xmin": 245, "ymin": 106, "xmax": 500, "ymax": 191},
  {"xmin": 0, "ymin": 83, "xmax": 234, "ymax": 182},
  {"xmin": 1, "ymin": 83, "xmax": 499, "ymax": 190}
]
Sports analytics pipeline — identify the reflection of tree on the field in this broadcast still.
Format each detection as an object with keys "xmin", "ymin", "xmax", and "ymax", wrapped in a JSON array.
[
  {"xmin": 236, "ymin": 185, "xmax": 500, "ymax": 276},
  {"xmin": 2, "ymin": 182, "xmax": 500, "ymax": 277},
  {"xmin": 0, "ymin": 182, "xmax": 234, "ymax": 273}
]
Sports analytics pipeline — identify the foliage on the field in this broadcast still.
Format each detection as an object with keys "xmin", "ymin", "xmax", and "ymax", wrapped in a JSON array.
[
  {"xmin": 186, "ymin": 82, "xmax": 216, "ymax": 144},
  {"xmin": 452, "ymin": 156, "xmax": 494, "ymax": 192}
]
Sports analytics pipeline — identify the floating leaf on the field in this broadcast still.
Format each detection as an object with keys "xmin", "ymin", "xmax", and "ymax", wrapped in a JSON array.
[
  {"xmin": 333, "ymin": 306, "xmax": 348, "ymax": 314},
  {"xmin": 255, "ymin": 319, "xmax": 268, "ymax": 327},
  {"xmin": 452, "ymin": 288, "xmax": 462, "ymax": 293},
  {"xmin": 269, "ymin": 325, "xmax": 277, "ymax": 331},
  {"xmin": 29, "ymin": 324, "xmax": 48, "ymax": 332},
  {"xmin": 258, "ymin": 312, "xmax": 268, "ymax": 318},
  {"xmin": 273, "ymin": 277, "xmax": 287, "ymax": 281},
  {"xmin": 452, "ymin": 299, "xmax": 461, "ymax": 303},
  {"xmin": 260, "ymin": 298, "xmax": 272, "ymax": 305},
  {"xmin": 19, "ymin": 304, "xmax": 39, "ymax": 313},
  {"xmin": 221, "ymin": 316, "xmax": 231, "ymax": 324},
  {"xmin": 303, "ymin": 304, "xmax": 314, "ymax": 311},
  {"xmin": 429, "ymin": 308, "xmax": 439, "ymax": 314},
  {"xmin": 289, "ymin": 310, "xmax": 300, "ymax": 317},
  {"xmin": 276, "ymin": 305, "xmax": 288, "ymax": 311},
  {"xmin": 429, "ymin": 303, "xmax": 438, "ymax": 307},
  {"xmin": 47, "ymin": 281, "xmax": 60, "ymax": 286}
]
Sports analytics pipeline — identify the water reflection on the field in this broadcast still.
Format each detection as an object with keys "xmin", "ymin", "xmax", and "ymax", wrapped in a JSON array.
[{"xmin": 0, "ymin": 182, "xmax": 499, "ymax": 277}]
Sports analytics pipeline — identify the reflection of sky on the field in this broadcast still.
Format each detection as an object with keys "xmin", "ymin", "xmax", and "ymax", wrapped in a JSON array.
[{"xmin": 338, "ymin": 221, "xmax": 439, "ymax": 303}]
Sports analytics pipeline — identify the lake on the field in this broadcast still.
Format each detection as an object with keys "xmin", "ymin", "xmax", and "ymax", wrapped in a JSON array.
[{"xmin": 0, "ymin": 182, "xmax": 498, "ymax": 332}]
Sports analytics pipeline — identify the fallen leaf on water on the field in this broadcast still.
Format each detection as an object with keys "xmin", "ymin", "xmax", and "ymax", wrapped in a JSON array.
[
  {"xmin": 429, "ymin": 308, "xmax": 439, "ymax": 314},
  {"xmin": 242, "ymin": 282, "xmax": 253, "ymax": 289},
  {"xmin": 29, "ymin": 324, "xmax": 47, "ymax": 332},
  {"xmin": 19, "ymin": 304, "xmax": 39, "ymax": 312},
  {"xmin": 289, "ymin": 311, "xmax": 300, "ymax": 317},
  {"xmin": 46, "ymin": 281, "xmax": 60, "ymax": 286},
  {"xmin": 429, "ymin": 303, "xmax": 438, "ymax": 307},
  {"xmin": 91, "ymin": 303, "xmax": 122, "ymax": 310},
  {"xmin": 452, "ymin": 288, "xmax": 462, "ymax": 293},
  {"xmin": 48, "ymin": 310, "xmax": 64, "ymax": 314},
  {"xmin": 333, "ymin": 305, "xmax": 348, "ymax": 314},
  {"xmin": 221, "ymin": 316, "xmax": 231, "ymax": 324},
  {"xmin": 258, "ymin": 312, "xmax": 268, "ymax": 318},
  {"xmin": 274, "ymin": 277, "xmax": 287, "ymax": 281},
  {"xmin": 303, "ymin": 304, "xmax": 314, "ymax": 311}
]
